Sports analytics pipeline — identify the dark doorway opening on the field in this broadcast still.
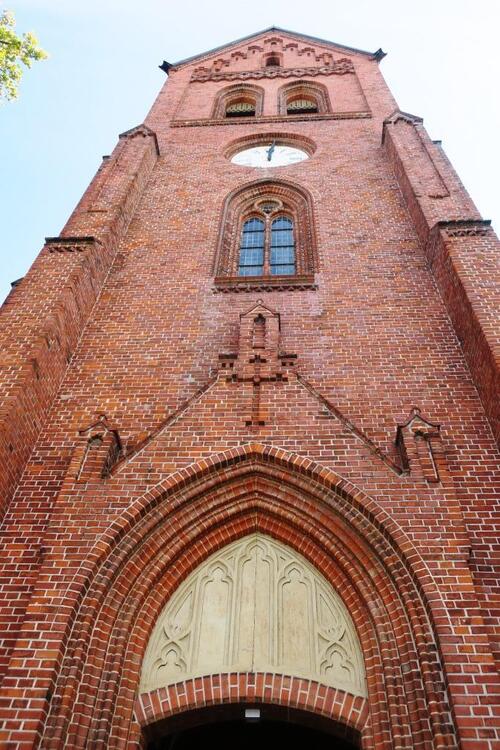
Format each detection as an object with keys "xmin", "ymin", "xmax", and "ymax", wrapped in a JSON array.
[{"xmin": 145, "ymin": 704, "xmax": 360, "ymax": 750}]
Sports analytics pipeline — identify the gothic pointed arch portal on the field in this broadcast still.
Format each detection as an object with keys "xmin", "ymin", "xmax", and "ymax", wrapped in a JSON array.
[
  {"xmin": 38, "ymin": 445, "xmax": 457, "ymax": 750},
  {"xmin": 140, "ymin": 533, "xmax": 366, "ymax": 697}
]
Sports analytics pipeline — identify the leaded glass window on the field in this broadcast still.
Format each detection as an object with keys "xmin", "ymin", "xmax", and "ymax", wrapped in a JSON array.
[
  {"xmin": 270, "ymin": 217, "xmax": 296, "ymax": 275},
  {"xmin": 238, "ymin": 215, "xmax": 296, "ymax": 277},
  {"xmin": 238, "ymin": 218, "xmax": 265, "ymax": 276}
]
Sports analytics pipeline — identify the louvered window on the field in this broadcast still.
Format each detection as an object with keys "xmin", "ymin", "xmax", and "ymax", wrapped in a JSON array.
[
  {"xmin": 286, "ymin": 98, "xmax": 318, "ymax": 114},
  {"xmin": 225, "ymin": 101, "xmax": 256, "ymax": 118}
]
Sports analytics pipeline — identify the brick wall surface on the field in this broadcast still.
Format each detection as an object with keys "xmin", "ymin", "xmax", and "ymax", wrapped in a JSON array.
[{"xmin": 0, "ymin": 31, "xmax": 498, "ymax": 750}]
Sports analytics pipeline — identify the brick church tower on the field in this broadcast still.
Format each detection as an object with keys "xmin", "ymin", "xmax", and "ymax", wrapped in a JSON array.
[{"xmin": 0, "ymin": 27, "xmax": 498, "ymax": 749}]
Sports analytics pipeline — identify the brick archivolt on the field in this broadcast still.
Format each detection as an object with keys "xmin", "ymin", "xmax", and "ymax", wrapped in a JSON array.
[
  {"xmin": 212, "ymin": 83, "xmax": 265, "ymax": 119},
  {"xmin": 278, "ymin": 80, "xmax": 332, "ymax": 114},
  {"xmin": 37, "ymin": 446, "xmax": 456, "ymax": 750},
  {"xmin": 214, "ymin": 178, "xmax": 317, "ymax": 279}
]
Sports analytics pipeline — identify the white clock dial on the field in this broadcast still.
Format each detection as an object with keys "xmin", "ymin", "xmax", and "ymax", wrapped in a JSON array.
[{"xmin": 231, "ymin": 145, "xmax": 309, "ymax": 168}]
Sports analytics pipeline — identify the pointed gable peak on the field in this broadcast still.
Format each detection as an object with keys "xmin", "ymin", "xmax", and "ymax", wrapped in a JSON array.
[{"xmin": 164, "ymin": 27, "xmax": 385, "ymax": 72}]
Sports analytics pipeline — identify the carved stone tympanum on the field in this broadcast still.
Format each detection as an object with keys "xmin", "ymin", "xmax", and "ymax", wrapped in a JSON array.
[{"xmin": 140, "ymin": 534, "xmax": 366, "ymax": 696}]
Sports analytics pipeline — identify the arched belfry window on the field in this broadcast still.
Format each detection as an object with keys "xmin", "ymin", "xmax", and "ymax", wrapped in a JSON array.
[
  {"xmin": 214, "ymin": 180, "xmax": 316, "ymax": 289},
  {"xmin": 212, "ymin": 84, "xmax": 264, "ymax": 120},
  {"xmin": 278, "ymin": 81, "xmax": 331, "ymax": 116}
]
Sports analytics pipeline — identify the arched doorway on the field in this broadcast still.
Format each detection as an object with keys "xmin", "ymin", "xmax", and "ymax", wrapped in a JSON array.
[
  {"xmin": 38, "ymin": 445, "xmax": 455, "ymax": 749},
  {"xmin": 144, "ymin": 704, "xmax": 360, "ymax": 750}
]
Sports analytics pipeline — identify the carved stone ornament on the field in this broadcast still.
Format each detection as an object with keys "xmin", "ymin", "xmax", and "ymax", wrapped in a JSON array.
[{"xmin": 140, "ymin": 534, "xmax": 366, "ymax": 697}]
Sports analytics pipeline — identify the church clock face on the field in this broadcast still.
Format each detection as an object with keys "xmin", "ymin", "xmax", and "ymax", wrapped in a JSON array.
[{"xmin": 231, "ymin": 144, "xmax": 309, "ymax": 168}]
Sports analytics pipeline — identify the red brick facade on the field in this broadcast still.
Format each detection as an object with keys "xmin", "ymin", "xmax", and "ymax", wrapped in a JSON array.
[{"xmin": 0, "ymin": 28, "xmax": 498, "ymax": 749}]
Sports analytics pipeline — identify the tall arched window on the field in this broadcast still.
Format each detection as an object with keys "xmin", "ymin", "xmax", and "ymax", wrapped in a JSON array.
[
  {"xmin": 214, "ymin": 180, "xmax": 317, "ymax": 290},
  {"xmin": 270, "ymin": 217, "xmax": 295, "ymax": 275},
  {"xmin": 238, "ymin": 218, "xmax": 265, "ymax": 275}
]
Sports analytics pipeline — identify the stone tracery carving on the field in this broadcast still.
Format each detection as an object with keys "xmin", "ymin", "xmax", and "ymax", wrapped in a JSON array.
[{"xmin": 140, "ymin": 534, "xmax": 366, "ymax": 697}]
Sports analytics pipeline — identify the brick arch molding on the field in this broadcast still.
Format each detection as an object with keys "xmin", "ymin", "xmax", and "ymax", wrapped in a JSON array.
[
  {"xmin": 214, "ymin": 177, "xmax": 318, "ymax": 278},
  {"xmin": 38, "ymin": 444, "xmax": 457, "ymax": 750},
  {"xmin": 212, "ymin": 83, "xmax": 265, "ymax": 119}
]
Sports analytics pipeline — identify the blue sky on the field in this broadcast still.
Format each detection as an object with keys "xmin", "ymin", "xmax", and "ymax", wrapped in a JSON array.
[{"xmin": 1, "ymin": 0, "xmax": 499, "ymax": 303}]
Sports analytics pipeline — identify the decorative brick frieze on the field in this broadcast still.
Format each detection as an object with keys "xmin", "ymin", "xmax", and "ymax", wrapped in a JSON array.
[
  {"xmin": 213, "ymin": 275, "xmax": 317, "ymax": 293},
  {"xmin": 439, "ymin": 219, "xmax": 492, "ymax": 238},
  {"xmin": 190, "ymin": 59, "xmax": 355, "ymax": 82},
  {"xmin": 45, "ymin": 235, "xmax": 101, "ymax": 253}
]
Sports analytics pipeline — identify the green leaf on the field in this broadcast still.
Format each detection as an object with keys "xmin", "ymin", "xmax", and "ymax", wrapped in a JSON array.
[{"xmin": 0, "ymin": 9, "xmax": 47, "ymax": 102}]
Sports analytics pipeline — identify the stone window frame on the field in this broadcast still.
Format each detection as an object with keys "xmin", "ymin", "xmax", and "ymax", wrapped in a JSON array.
[
  {"xmin": 278, "ymin": 80, "xmax": 331, "ymax": 116},
  {"xmin": 214, "ymin": 179, "xmax": 317, "ymax": 287},
  {"xmin": 212, "ymin": 83, "xmax": 265, "ymax": 120}
]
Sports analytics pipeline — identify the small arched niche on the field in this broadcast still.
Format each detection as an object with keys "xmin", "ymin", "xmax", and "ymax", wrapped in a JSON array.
[{"xmin": 140, "ymin": 534, "xmax": 366, "ymax": 697}]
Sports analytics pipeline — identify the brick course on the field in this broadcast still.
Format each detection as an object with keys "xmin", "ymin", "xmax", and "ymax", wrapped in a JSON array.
[{"xmin": 0, "ymin": 28, "xmax": 498, "ymax": 749}]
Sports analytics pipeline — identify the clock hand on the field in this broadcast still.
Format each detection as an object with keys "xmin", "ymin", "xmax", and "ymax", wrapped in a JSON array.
[{"xmin": 266, "ymin": 141, "xmax": 276, "ymax": 162}]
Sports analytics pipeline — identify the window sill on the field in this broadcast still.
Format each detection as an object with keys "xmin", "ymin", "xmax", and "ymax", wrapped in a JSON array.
[{"xmin": 213, "ymin": 275, "xmax": 317, "ymax": 293}]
